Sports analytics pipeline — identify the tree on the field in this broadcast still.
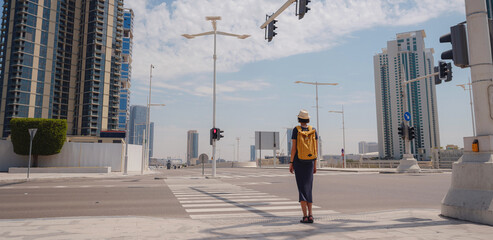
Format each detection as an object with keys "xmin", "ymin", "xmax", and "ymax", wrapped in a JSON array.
[{"xmin": 10, "ymin": 118, "xmax": 67, "ymax": 167}]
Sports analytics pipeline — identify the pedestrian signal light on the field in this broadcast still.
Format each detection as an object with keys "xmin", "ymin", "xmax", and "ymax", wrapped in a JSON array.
[
  {"xmin": 440, "ymin": 23, "xmax": 469, "ymax": 68},
  {"xmin": 217, "ymin": 128, "xmax": 224, "ymax": 141},
  {"xmin": 408, "ymin": 126, "xmax": 416, "ymax": 141},
  {"xmin": 434, "ymin": 66, "xmax": 441, "ymax": 85},
  {"xmin": 266, "ymin": 17, "xmax": 278, "ymax": 42},
  {"xmin": 398, "ymin": 123, "xmax": 406, "ymax": 139},
  {"xmin": 297, "ymin": 0, "xmax": 311, "ymax": 20},
  {"xmin": 438, "ymin": 61, "xmax": 452, "ymax": 82}
]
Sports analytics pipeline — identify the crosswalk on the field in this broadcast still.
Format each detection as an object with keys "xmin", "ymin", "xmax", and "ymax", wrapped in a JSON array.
[
  {"xmin": 167, "ymin": 181, "xmax": 338, "ymax": 220},
  {"xmin": 179, "ymin": 170, "xmax": 357, "ymax": 180}
]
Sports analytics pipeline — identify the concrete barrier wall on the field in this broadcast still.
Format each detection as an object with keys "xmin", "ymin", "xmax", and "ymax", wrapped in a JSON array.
[
  {"xmin": 0, "ymin": 140, "xmax": 27, "ymax": 171},
  {"xmin": 0, "ymin": 140, "xmax": 143, "ymax": 172}
]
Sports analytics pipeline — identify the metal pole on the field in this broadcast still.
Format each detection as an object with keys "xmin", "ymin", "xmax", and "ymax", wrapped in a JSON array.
[
  {"xmin": 146, "ymin": 65, "xmax": 153, "ymax": 168},
  {"xmin": 141, "ymin": 128, "xmax": 146, "ymax": 172},
  {"xmin": 141, "ymin": 129, "xmax": 146, "ymax": 175},
  {"xmin": 124, "ymin": 120, "xmax": 129, "ymax": 175},
  {"xmin": 212, "ymin": 23, "xmax": 217, "ymax": 178},
  {"xmin": 236, "ymin": 137, "xmax": 240, "ymax": 163},
  {"xmin": 401, "ymin": 59, "xmax": 411, "ymax": 155},
  {"xmin": 342, "ymin": 105, "xmax": 346, "ymax": 168},
  {"xmin": 315, "ymin": 82, "xmax": 321, "ymax": 169},
  {"xmin": 468, "ymin": 78, "xmax": 476, "ymax": 136},
  {"xmin": 27, "ymin": 135, "xmax": 32, "ymax": 180}
]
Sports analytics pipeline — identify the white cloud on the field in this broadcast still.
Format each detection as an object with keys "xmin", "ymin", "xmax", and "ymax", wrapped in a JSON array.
[{"xmin": 124, "ymin": 0, "xmax": 464, "ymax": 86}]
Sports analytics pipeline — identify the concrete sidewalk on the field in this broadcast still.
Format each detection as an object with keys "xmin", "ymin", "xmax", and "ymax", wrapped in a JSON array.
[
  {"xmin": 0, "ymin": 170, "xmax": 159, "ymax": 183},
  {"xmin": 0, "ymin": 209, "xmax": 491, "ymax": 239}
]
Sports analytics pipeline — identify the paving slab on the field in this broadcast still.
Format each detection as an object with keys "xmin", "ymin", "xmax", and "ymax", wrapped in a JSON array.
[{"xmin": 0, "ymin": 209, "xmax": 492, "ymax": 239}]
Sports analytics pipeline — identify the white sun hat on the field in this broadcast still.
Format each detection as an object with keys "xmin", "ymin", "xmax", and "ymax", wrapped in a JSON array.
[{"xmin": 297, "ymin": 109, "xmax": 310, "ymax": 120}]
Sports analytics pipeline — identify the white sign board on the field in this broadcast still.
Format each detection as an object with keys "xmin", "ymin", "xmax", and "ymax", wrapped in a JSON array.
[{"xmin": 255, "ymin": 131, "xmax": 280, "ymax": 150}]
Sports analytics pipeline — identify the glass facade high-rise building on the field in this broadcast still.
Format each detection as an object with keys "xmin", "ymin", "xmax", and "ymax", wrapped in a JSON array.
[
  {"xmin": 129, "ymin": 105, "xmax": 154, "ymax": 158},
  {"xmin": 118, "ymin": 8, "xmax": 133, "ymax": 130},
  {"xmin": 250, "ymin": 145, "xmax": 255, "ymax": 162},
  {"xmin": 0, "ymin": 0, "xmax": 126, "ymax": 138},
  {"xmin": 187, "ymin": 130, "xmax": 198, "ymax": 165},
  {"xmin": 373, "ymin": 30, "xmax": 440, "ymax": 160}
]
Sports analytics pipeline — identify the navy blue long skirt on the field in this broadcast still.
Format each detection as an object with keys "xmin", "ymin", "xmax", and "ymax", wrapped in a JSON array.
[{"xmin": 293, "ymin": 159, "xmax": 314, "ymax": 203}]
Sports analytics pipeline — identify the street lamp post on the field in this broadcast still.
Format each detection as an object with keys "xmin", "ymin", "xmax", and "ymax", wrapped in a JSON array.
[
  {"xmin": 295, "ymin": 81, "xmax": 338, "ymax": 169},
  {"xmin": 329, "ymin": 105, "xmax": 345, "ymax": 168},
  {"xmin": 144, "ymin": 65, "xmax": 154, "ymax": 172},
  {"xmin": 182, "ymin": 16, "xmax": 249, "ymax": 178},
  {"xmin": 457, "ymin": 79, "xmax": 475, "ymax": 136}
]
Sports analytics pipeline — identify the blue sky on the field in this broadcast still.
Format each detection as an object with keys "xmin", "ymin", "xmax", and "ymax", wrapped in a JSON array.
[{"xmin": 124, "ymin": 0, "xmax": 471, "ymax": 161}]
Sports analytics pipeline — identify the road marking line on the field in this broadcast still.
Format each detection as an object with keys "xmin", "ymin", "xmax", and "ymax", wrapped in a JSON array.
[
  {"xmin": 189, "ymin": 210, "xmax": 339, "ymax": 219},
  {"xmin": 173, "ymin": 191, "xmax": 260, "ymax": 195},
  {"xmin": 174, "ymin": 192, "xmax": 268, "ymax": 197},
  {"xmin": 186, "ymin": 205, "xmax": 320, "ymax": 213},
  {"xmin": 177, "ymin": 195, "xmax": 277, "ymax": 200},
  {"xmin": 179, "ymin": 198, "xmax": 290, "ymax": 204},
  {"xmin": 183, "ymin": 201, "xmax": 299, "ymax": 208},
  {"xmin": 54, "ymin": 186, "xmax": 67, "ymax": 188}
]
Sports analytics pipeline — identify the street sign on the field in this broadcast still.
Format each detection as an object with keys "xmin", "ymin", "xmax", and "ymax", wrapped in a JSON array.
[
  {"xmin": 199, "ymin": 154, "xmax": 209, "ymax": 163},
  {"xmin": 404, "ymin": 112, "xmax": 411, "ymax": 121},
  {"xmin": 199, "ymin": 153, "xmax": 208, "ymax": 176},
  {"xmin": 28, "ymin": 128, "xmax": 37, "ymax": 139}
]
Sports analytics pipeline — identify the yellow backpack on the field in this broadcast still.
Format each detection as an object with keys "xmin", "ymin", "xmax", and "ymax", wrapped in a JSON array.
[{"xmin": 296, "ymin": 126, "xmax": 317, "ymax": 160}]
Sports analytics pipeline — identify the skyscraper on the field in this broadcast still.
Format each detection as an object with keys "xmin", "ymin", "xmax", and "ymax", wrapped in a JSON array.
[
  {"xmin": 250, "ymin": 145, "xmax": 256, "ymax": 162},
  {"xmin": 0, "ymin": 0, "xmax": 126, "ymax": 138},
  {"xmin": 374, "ymin": 30, "xmax": 440, "ymax": 160},
  {"xmin": 129, "ymin": 105, "xmax": 154, "ymax": 158},
  {"xmin": 118, "ymin": 8, "xmax": 133, "ymax": 131},
  {"xmin": 187, "ymin": 130, "xmax": 199, "ymax": 165}
]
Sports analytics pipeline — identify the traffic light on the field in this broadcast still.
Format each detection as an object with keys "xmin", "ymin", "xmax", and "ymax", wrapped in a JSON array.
[
  {"xmin": 217, "ymin": 128, "xmax": 224, "ymax": 141},
  {"xmin": 434, "ymin": 66, "xmax": 441, "ymax": 85},
  {"xmin": 398, "ymin": 122, "xmax": 406, "ymax": 139},
  {"xmin": 440, "ymin": 23, "xmax": 469, "ymax": 68},
  {"xmin": 210, "ymin": 128, "xmax": 217, "ymax": 145},
  {"xmin": 266, "ymin": 15, "xmax": 277, "ymax": 42},
  {"xmin": 438, "ymin": 61, "xmax": 452, "ymax": 82},
  {"xmin": 297, "ymin": 0, "xmax": 311, "ymax": 20},
  {"xmin": 408, "ymin": 126, "xmax": 416, "ymax": 141}
]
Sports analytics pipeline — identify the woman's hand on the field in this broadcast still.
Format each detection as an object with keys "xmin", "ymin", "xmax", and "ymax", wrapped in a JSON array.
[
  {"xmin": 313, "ymin": 165, "xmax": 317, "ymax": 174},
  {"xmin": 289, "ymin": 163, "xmax": 294, "ymax": 174}
]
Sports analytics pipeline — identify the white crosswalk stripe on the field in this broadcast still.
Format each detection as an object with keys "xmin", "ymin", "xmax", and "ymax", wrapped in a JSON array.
[{"xmin": 167, "ymin": 182, "xmax": 333, "ymax": 220}]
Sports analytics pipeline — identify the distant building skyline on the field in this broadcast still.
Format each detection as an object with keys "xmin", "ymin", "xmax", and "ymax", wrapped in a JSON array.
[
  {"xmin": 358, "ymin": 141, "xmax": 378, "ymax": 154},
  {"xmin": 250, "ymin": 145, "xmax": 255, "ymax": 162},
  {"xmin": 374, "ymin": 30, "xmax": 440, "ymax": 160},
  {"xmin": 187, "ymin": 130, "xmax": 198, "ymax": 165},
  {"xmin": 129, "ymin": 105, "xmax": 154, "ymax": 158}
]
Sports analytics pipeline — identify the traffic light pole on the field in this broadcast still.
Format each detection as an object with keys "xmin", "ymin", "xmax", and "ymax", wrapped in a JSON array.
[
  {"xmin": 441, "ymin": 0, "xmax": 493, "ymax": 226},
  {"xmin": 212, "ymin": 24, "xmax": 217, "ymax": 178},
  {"xmin": 396, "ymin": 58, "xmax": 421, "ymax": 173},
  {"xmin": 260, "ymin": 0, "xmax": 296, "ymax": 29}
]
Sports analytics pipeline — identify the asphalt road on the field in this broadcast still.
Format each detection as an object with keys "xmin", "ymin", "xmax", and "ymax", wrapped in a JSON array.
[{"xmin": 0, "ymin": 168, "xmax": 452, "ymax": 219}]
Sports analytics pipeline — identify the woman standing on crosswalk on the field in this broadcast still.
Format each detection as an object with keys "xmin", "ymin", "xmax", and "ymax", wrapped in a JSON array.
[{"xmin": 289, "ymin": 109, "xmax": 318, "ymax": 224}]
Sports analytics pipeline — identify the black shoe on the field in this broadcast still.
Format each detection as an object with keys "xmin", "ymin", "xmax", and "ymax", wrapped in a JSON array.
[
  {"xmin": 300, "ymin": 216, "xmax": 309, "ymax": 223},
  {"xmin": 308, "ymin": 215, "xmax": 314, "ymax": 223}
]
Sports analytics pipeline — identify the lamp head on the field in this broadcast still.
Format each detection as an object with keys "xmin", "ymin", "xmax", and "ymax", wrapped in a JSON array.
[
  {"xmin": 237, "ymin": 35, "xmax": 250, "ymax": 39},
  {"xmin": 206, "ymin": 16, "xmax": 221, "ymax": 21},
  {"xmin": 182, "ymin": 34, "xmax": 195, "ymax": 39}
]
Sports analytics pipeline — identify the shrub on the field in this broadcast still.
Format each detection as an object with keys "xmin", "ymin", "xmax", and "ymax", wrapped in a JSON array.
[{"xmin": 10, "ymin": 118, "xmax": 67, "ymax": 156}]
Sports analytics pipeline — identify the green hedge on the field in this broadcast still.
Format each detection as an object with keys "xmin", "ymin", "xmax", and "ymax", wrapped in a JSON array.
[{"xmin": 10, "ymin": 118, "xmax": 67, "ymax": 156}]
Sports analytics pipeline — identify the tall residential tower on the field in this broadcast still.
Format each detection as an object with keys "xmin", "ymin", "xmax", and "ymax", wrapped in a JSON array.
[
  {"xmin": 118, "ymin": 8, "xmax": 133, "ymax": 131},
  {"xmin": 0, "ymin": 0, "xmax": 125, "ymax": 137},
  {"xmin": 187, "ymin": 130, "xmax": 198, "ymax": 165},
  {"xmin": 373, "ymin": 30, "xmax": 440, "ymax": 160}
]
